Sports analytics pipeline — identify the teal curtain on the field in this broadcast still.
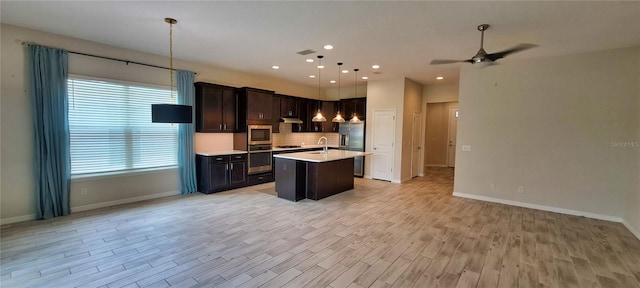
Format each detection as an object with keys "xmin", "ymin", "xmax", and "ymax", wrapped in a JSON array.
[
  {"xmin": 28, "ymin": 45, "xmax": 71, "ymax": 219},
  {"xmin": 177, "ymin": 70, "xmax": 198, "ymax": 194}
]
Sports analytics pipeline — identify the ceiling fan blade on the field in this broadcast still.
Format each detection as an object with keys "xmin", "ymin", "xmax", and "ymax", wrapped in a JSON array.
[
  {"xmin": 430, "ymin": 59, "xmax": 473, "ymax": 65},
  {"xmin": 486, "ymin": 43, "xmax": 538, "ymax": 61}
]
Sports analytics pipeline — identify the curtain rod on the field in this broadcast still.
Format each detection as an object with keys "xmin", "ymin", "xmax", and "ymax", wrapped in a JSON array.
[{"xmin": 20, "ymin": 41, "xmax": 196, "ymax": 74}]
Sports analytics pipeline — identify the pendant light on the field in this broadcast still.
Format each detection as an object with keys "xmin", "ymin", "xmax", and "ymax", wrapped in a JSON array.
[
  {"xmin": 332, "ymin": 62, "xmax": 346, "ymax": 123},
  {"xmin": 151, "ymin": 17, "xmax": 192, "ymax": 124},
  {"xmin": 350, "ymin": 68, "xmax": 362, "ymax": 123},
  {"xmin": 312, "ymin": 55, "xmax": 327, "ymax": 122}
]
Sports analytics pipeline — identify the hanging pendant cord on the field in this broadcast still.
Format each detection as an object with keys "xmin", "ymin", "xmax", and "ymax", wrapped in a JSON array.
[{"xmin": 169, "ymin": 21, "xmax": 174, "ymax": 95}]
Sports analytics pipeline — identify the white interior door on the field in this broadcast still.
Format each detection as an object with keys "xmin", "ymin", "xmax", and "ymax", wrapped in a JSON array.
[
  {"xmin": 447, "ymin": 107, "xmax": 459, "ymax": 167},
  {"xmin": 372, "ymin": 109, "xmax": 395, "ymax": 181},
  {"xmin": 411, "ymin": 112, "xmax": 422, "ymax": 178}
]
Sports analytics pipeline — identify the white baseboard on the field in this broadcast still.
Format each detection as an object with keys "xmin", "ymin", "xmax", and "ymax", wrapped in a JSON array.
[
  {"xmin": 72, "ymin": 190, "xmax": 180, "ymax": 213},
  {"xmin": 622, "ymin": 220, "xmax": 640, "ymax": 240},
  {"xmin": 363, "ymin": 174, "xmax": 372, "ymax": 179},
  {"xmin": 0, "ymin": 214, "xmax": 37, "ymax": 225},
  {"xmin": 452, "ymin": 192, "xmax": 623, "ymax": 223},
  {"xmin": 1, "ymin": 190, "xmax": 180, "ymax": 226}
]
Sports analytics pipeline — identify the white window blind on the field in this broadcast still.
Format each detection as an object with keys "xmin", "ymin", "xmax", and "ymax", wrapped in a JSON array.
[{"xmin": 68, "ymin": 77, "xmax": 178, "ymax": 176}]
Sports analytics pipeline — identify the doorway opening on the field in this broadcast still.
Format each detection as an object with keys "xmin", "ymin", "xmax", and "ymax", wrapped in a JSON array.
[{"xmin": 424, "ymin": 102, "xmax": 458, "ymax": 180}]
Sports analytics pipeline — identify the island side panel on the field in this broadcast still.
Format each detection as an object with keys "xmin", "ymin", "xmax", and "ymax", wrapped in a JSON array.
[
  {"xmin": 274, "ymin": 158, "xmax": 305, "ymax": 201},
  {"xmin": 336, "ymin": 158, "xmax": 355, "ymax": 192}
]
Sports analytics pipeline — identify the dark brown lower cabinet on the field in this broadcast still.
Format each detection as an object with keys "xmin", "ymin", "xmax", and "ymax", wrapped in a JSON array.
[
  {"xmin": 197, "ymin": 154, "xmax": 247, "ymax": 194},
  {"xmin": 229, "ymin": 154, "xmax": 247, "ymax": 188}
]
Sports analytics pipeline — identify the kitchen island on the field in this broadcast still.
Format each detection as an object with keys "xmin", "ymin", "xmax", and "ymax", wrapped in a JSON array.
[{"xmin": 273, "ymin": 150, "xmax": 370, "ymax": 201}]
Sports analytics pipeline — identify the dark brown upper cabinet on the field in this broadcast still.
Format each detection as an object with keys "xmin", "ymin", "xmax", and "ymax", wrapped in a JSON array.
[
  {"xmin": 340, "ymin": 97, "xmax": 367, "ymax": 121},
  {"xmin": 271, "ymin": 94, "xmax": 281, "ymax": 133},
  {"xmin": 280, "ymin": 95, "xmax": 299, "ymax": 118},
  {"xmin": 321, "ymin": 101, "xmax": 340, "ymax": 132},
  {"xmin": 195, "ymin": 82, "xmax": 236, "ymax": 133},
  {"xmin": 236, "ymin": 87, "xmax": 274, "ymax": 129}
]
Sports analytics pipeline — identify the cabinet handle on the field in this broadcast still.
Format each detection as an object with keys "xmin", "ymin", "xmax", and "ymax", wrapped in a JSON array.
[
  {"xmin": 216, "ymin": 158, "xmax": 223, "ymax": 161},
  {"xmin": 230, "ymin": 163, "xmax": 234, "ymax": 170},
  {"xmin": 223, "ymin": 124, "xmax": 227, "ymax": 130},
  {"xmin": 219, "ymin": 124, "xmax": 222, "ymax": 130},
  {"xmin": 258, "ymin": 176, "xmax": 263, "ymax": 180},
  {"xmin": 225, "ymin": 164, "xmax": 229, "ymax": 170}
]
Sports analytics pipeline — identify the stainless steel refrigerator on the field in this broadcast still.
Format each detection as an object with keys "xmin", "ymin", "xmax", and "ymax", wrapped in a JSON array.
[{"xmin": 339, "ymin": 122, "xmax": 365, "ymax": 177}]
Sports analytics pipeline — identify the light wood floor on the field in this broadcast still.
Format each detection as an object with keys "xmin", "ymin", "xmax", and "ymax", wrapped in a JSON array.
[{"xmin": 2, "ymin": 168, "xmax": 639, "ymax": 288}]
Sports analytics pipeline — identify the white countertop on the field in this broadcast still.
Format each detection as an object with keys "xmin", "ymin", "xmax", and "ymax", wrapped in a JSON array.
[
  {"xmin": 273, "ymin": 144, "xmax": 339, "ymax": 152},
  {"xmin": 196, "ymin": 150, "xmax": 247, "ymax": 156},
  {"xmin": 273, "ymin": 150, "xmax": 371, "ymax": 163}
]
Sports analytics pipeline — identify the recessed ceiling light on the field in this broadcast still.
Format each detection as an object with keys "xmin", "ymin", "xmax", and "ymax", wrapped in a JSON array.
[
  {"xmin": 309, "ymin": 75, "xmax": 316, "ymax": 78},
  {"xmin": 317, "ymin": 65, "xmax": 325, "ymax": 69},
  {"xmin": 306, "ymin": 59, "xmax": 314, "ymax": 63},
  {"xmin": 341, "ymin": 70, "xmax": 349, "ymax": 74},
  {"xmin": 362, "ymin": 76, "xmax": 369, "ymax": 80},
  {"xmin": 330, "ymin": 80, "xmax": 336, "ymax": 84},
  {"xmin": 324, "ymin": 44, "xmax": 333, "ymax": 50},
  {"xmin": 371, "ymin": 65, "xmax": 380, "ymax": 69},
  {"xmin": 436, "ymin": 76, "xmax": 444, "ymax": 80},
  {"xmin": 272, "ymin": 66, "xmax": 280, "ymax": 70}
]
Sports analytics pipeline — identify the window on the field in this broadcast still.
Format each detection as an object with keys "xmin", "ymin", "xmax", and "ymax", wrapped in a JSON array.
[{"xmin": 68, "ymin": 76, "xmax": 177, "ymax": 176}]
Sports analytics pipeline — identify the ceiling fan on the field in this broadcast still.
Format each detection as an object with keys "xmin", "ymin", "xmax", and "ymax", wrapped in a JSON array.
[{"xmin": 430, "ymin": 24, "xmax": 537, "ymax": 68}]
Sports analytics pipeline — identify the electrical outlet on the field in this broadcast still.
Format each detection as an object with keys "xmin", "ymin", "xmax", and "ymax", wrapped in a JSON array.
[
  {"xmin": 517, "ymin": 186, "xmax": 525, "ymax": 193},
  {"xmin": 81, "ymin": 188, "xmax": 88, "ymax": 195},
  {"xmin": 490, "ymin": 184, "xmax": 495, "ymax": 192}
]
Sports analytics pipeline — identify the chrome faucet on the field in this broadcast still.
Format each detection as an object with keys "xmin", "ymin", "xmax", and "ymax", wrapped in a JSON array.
[{"xmin": 318, "ymin": 136, "xmax": 328, "ymax": 154}]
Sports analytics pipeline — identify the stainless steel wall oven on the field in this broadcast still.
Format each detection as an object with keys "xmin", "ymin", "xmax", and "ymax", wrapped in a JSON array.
[{"xmin": 248, "ymin": 144, "xmax": 272, "ymax": 174}]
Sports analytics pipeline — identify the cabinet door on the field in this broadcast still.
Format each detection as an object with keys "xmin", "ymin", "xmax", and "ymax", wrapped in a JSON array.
[
  {"xmin": 355, "ymin": 98, "xmax": 366, "ymax": 119},
  {"xmin": 209, "ymin": 161, "xmax": 230, "ymax": 191},
  {"xmin": 196, "ymin": 85, "xmax": 223, "ymax": 132},
  {"xmin": 271, "ymin": 95, "xmax": 281, "ymax": 133},
  {"xmin": 247, "ymin": 90, "xmax": 273, "ymax": 122},
  {"xmin": 341, "ymin": 99, "xmax": 356, "ymax": 120},
  {"xmin": 229, "ymin": 161, "xmax": 247, "ymax": 187},
  {"xmin": 280, "ymin": 96, "xmax": 299, "ymax": 117},
  {"xmin": 221, "ymin": 87, "xmax": 236, "ymax": 132},
  {"xmin": 307, "ymin": 100, "xmax": 323, "ymax": 132},
  {"xmin": 321, "ymin": 101, "xmax": 339, "ymax": 132}
]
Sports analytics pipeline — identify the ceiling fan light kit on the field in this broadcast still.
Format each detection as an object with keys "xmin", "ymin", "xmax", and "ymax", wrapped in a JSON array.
[{"xmin": 430, "ymin": 23, "xmax": 538, "ymax": 68}]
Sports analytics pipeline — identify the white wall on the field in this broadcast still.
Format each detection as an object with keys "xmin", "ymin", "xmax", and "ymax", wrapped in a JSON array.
[
  {"xmin": 0, "ymin": 24, "xmax": 318, "ymax": 223},
  {"xmin": 422, "ymin": 82, "xmax": 459, "ymax": 103},
  {"xmin": 454, "ymin": 47, "xmax": 640, "ymax": 231},
  {"xmin": 364, "ymin": 77, "xmax": 405, "ymax": 182},
  {"xmin": 324, "ymin": 84, "xmax": 368, "ymax": 101},
  {"xmin": 401, "ymin": 79, "xmax": 423, "ymax": 182}
]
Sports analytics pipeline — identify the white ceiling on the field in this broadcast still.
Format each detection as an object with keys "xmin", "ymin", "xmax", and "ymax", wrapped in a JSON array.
[{"xmin": 2, "ymin": 1, "xmax": 639, "ymax": 88}]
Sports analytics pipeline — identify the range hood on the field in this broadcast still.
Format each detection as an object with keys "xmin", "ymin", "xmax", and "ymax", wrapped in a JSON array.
[{"xmin": 281, "ymin": 117, "xmax": 303, "ymax": 124}]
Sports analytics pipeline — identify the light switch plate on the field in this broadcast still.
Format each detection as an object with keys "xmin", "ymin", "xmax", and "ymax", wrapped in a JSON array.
[{"xmin": 462, "ymin": 145, "xmax": 472, "ymax": 152}]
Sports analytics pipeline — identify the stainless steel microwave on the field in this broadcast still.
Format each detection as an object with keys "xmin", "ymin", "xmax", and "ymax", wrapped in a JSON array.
[{"xmin": 248, "ymin": 125, "xmax": 272, "ymax": 145}]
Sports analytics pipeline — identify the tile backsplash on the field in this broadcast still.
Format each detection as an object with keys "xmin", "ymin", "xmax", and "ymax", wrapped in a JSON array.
[
  {"xmin": 273, "ymin": 132, "xmax": 339, "ymax": 147},
  {"xmin": 195, "ymin": 131, "xmax": 339, "ymax": 153},
  {"xmin": 195, "ymin": 133, "xmax": 234, "ymax": 153}
]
